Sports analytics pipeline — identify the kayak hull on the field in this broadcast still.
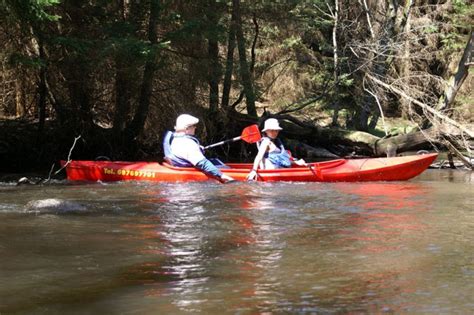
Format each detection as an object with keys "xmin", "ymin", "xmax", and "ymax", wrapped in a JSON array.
[{"xmin": 61, "ymin": 153, "xmax": 438, "ymax": 182}]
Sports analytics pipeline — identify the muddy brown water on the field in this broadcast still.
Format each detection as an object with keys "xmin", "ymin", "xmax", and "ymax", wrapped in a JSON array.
[{"xmin": 1, "ymin": 169, "xmax": 473, "ymax": 314}]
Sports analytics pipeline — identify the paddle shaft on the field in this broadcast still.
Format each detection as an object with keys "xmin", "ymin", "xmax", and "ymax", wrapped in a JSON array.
[
  {"xmin": 204, "ymin": 136, "xmax": 241, "ymax": 150},
  {"xmin": 203, "ymin": 127, "xmax": 260, "ymax": 150}
]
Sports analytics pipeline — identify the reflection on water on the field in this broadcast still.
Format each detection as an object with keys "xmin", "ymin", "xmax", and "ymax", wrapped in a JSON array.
[{"xmin": 0, "ymin": 170, "xmax": 473, "ymax": 313}]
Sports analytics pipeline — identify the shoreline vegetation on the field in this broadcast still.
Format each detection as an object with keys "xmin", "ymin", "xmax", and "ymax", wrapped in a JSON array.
[
  {"xmin": 1, "ymin": 1, "xmax": 472, "ymax": 177},
  {"xmin": 0, "ymin": 117, "xmax": 471, "ymax": 185}
]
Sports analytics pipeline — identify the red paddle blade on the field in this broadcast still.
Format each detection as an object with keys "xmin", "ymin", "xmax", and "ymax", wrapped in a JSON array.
[{"xmin": 241, "ymin": 124, "xmax": 261, "ymax": 143}]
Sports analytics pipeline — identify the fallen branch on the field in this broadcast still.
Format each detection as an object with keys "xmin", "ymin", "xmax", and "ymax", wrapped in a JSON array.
[
  {"xmin": 368, "ymin": 74, "xmax": 474, "ymax": 138},
  {"xmin": 444, "ymin": 137, "xmax": 473, "ymax": 170},
  {"xmin": 364, "ymin": 87, "xmax": 388, "ymax": 136},
  {"xmin": 17, "ymin": 135, "xmax": 81, "ymax": 185},
  {"xmin": 44, "ymin": 135, "xmax": 82, "ymax": 183}
]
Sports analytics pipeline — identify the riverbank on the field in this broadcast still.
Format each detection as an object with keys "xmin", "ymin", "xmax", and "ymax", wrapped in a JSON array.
[
  {"xmin": 1, "ymin": 118, "xmax": 472, "ymax": 180},
  {"xmin": 0, "ymin": 118, "xmax": 160, "ymax": 174}
]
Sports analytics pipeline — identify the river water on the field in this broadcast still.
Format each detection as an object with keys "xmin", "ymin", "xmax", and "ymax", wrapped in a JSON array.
[{"xmin": 1, "ymin": 169, "xmax": 473, "ymax": 314}]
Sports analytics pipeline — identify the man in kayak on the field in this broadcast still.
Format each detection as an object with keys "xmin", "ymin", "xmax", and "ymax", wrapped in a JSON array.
[
  {"xmin": 163, "ymin": 114, "xmax": 235, "ymax": 183},
  {"xmin": 247, "ymin": 118, "xmax": 306, "ymax": 181}
]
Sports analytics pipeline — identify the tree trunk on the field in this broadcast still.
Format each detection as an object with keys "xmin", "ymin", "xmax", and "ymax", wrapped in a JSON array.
[
  {"xmin": 37, "ymin": 36, "xmax": 47, "ymax": 135},
  {"xmin": 397, "ymin": 0, "xmax": 413, "ymax": 112},
  {"xmin": 126, "ymin": 0, "xmax": 160, "ymax": 140},
  {"xmin": 310, "ymin": 126, "xmax": 437, "ymax": 157},
  {"xmin": 208, "ymin": 39, "xmax": 220, "ymax": 112},
  {"xmin": 331, "ymin": 0, "xmax": 340, "ymax": 126},
  {"xmin": 113, "ymin": 0, "xmax": 133, "ymax": 136},
  {"xmin": 437, "ymin": 31, "xmax": 473, "ymax": 112},
  {"xmin": 62, "ymin": 3, "xmax": 93, "ymax": 128},
  {"xmin": 373, "ymin": 128, "xmax": 437, "ymax": 156},
  {"xmin": 113, "ymin": 59, "xmax": 132, "ymax": 135},
  {"xmin": 368, "ymin": 112, "xmax": 379, "ymax": 129},
  {"xmin": 207, "ymin": 0, "xmax": 220, "ymax": 113},
  {"xmin": 232, "ymin": 0, "xmax": 257, "ymax": 117},
  {"xmin": 222, "ymin": 14, "xmax": 236, "ymax": 109},
  {"xmin": 285, "ymin": 139, "xmax": 340, "ymax": 159},
  {"xmin": 250, "ymin": 13, "xmax": 259, "ymax": 74},
  {"xmin": 65, "ymin": 66, "xmax": 92, "ymax": 128},
  {"xmin": 354, "ymin": 105, "xmax": 370, "ymax": 131},
  {"xmin": 15, "ymin": 77, "xmax": 26, "ymax": 117},
  {"xmin": 270, "ymin": 113, "xmax": 436, "ymax": 157},
  {"xmin": 358, "ymin": 0, "xmax": 399, "ymax": 131}
]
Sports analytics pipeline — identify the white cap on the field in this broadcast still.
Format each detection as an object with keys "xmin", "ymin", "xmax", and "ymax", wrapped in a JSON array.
[
  {"xmin": 175, "ymin": 114, "xmax": 199, "ymax": 131},
  {"xmin": 262, "ymin": 118, "xmax": 283, "ymax": 132}
]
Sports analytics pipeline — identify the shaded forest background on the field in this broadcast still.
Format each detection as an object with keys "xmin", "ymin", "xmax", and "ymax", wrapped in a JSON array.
[{"xmin": 0, "ymin": 0, "xmax": 473, "ymax": 173}]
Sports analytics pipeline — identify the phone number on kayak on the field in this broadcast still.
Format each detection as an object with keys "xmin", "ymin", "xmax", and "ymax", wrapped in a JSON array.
[{"xmin": 103, "ymin": 168, "xmax": 156, "ymax": 178}]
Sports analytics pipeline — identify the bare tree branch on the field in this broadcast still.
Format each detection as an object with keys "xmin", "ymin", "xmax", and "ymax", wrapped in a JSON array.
[{"xmin": 368, "ymin": 74, "xmax": 474, "ymax": 138}]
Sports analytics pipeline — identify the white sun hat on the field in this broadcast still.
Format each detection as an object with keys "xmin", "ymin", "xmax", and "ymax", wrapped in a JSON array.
[
  {"xmin": 175, "ymin": 114, "xmax": 199, "ymax": 131},
  {"xmin": 262, "ymin": 118, "xmax": 283, "ymax": 132}
]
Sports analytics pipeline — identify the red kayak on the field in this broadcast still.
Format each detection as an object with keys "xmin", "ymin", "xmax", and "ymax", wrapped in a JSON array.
[{"xmin": 61, "ymin": 153, "xmax": 437, "ymax": 182}]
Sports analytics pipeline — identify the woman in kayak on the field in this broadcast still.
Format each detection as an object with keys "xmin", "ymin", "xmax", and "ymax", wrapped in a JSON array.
[
  {"xmin": 163, "ymin": 114, "xmax": 235, "ymax": 183},
  {"xmin": 247, "ymin": 118, "xmax": 306, "ymax": 181}
]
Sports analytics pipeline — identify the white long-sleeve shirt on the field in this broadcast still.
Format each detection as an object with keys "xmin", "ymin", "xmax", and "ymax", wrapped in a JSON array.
[{"xmin": 170, "ymin": 135, "xmax": 205, "ymax": 166}]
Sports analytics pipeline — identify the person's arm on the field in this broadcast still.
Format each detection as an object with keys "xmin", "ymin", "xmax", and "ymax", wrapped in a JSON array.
[
  {"xmin": 247, "ymin": 139, "xmax": 270, "ymax": 180},
  {"xmin": 181, "ymin": 139, "xmax": 234, "ymax": 182},
  {"xmin": 292, "ymin": 158, "xmax": 307, "ymax": 166},
  {"xmin": 195, "ymin": 158, "xmax": 222, "ymax": 177},
  {"xmin": 195, "ymin": 158, "xmax": 234, "ymax": 182}
]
